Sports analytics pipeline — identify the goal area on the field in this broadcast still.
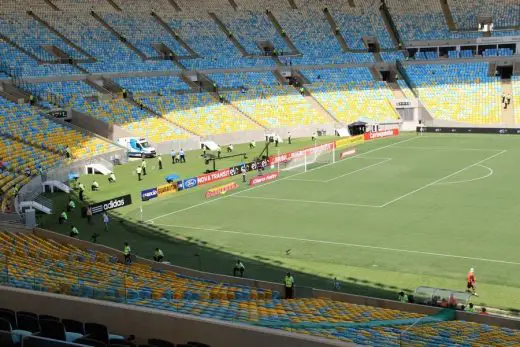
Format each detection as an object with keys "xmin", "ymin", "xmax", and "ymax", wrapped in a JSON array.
[{"xmin": 279, "ymin": 145, "xmax": 336, "ymax": 173}]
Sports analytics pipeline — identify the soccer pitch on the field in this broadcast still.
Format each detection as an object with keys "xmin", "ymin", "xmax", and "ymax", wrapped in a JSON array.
[{"xmin": 43, "ymin": 133, "xmax": 520, "ymax": 310}]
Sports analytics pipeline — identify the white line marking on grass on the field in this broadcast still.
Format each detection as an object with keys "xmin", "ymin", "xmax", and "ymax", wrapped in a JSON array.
[
  {"xmin": 380, "ymin": 150, "xmax": 507, "ymax": 208},
  {"xmin": 325, "ymin": 158, "xmax": 392, "ymax": 183},
  {"xmin": 435, "ymin": 164, "xmax": 494, "ymax": 185},
  {"xmin": 286, "ymin": 158, "xmax": 392, "ymax": 183},
  {"xmin": 232, "ymin": 195, "xmax": 382, "ymax": 208},
  {"xmin": 154, "ymin": 223, "xmax": 520, "ymax": 266},
  {"xmin": 392, "ymin": 146, "xmax": 504, "ymax": 152},
  {"xmin": 145, "ymin": 136, "xmax": 419, "ymax": 222}
]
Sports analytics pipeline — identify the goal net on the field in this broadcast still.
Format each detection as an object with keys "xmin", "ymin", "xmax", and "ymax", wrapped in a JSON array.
[{"xmin": 279, "ymin": 144, "xmax": 335, "ymax": 173}]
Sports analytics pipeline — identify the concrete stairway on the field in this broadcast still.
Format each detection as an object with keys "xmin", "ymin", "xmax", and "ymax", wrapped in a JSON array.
[
  {"xmin": 27, "ymin": 11, "xmax": 96, "ymax": 62},
  {"xmin": 265, "ymin": 10, "xmax": 300, "ymax": 55},
  {"xmin": 501, "ymin": 79, "xmax": 515, "ymax": 126},
  {"xmin": 0, "ymin": 33, "xmax": 45, "ymax": 63},
  {"xmin": 439, "ymin": 0, "xmax": 457, "ymax": 31},
  {"xmin": 167, "ymin": 0, "xmax": 182, "ymax": 11},
  {"xmin": 104, "ymin": 0, "xmax": 122, "ymax": 11},
  {"xmin": 43, "ymin": 0, "xmax": 60, "ymax": 11},
  {"xmin": 387, "ymin": 81, "xmax": 407, "ymax": 99},
  {"xmin": 301, "ymin": 88, "xmax": 340, "ymax": 124},
  {"xmin": 287, "ymin": 0, "xmax": 297, "ymax": 9},
  {"xmin": 209, "ymin": 13, "xmax": 249, "ymax": 56},
  {"xmin": 150, "ymin": 12, "xmax": 199, "ymax": 58},
  {"xmin": 90, "ymin": 11, "xmax": 147, "ymax": 60}
]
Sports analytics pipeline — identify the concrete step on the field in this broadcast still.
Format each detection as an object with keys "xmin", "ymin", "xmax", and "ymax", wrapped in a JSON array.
[
  {"xmin": 209, "ymin": 12, "xmax": 249, "ymax": 56},
  {"xmin": 303, "ymin": 93, "xmax": 340, "ymax": 124}
]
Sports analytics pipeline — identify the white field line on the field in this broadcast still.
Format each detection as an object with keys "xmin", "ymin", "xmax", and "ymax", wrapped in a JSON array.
[
  {"xmin": 379, "ymin": 150, "xmax": 507, "ymax": 207},
  {"xmin": 145, "ymin": 136, "xmax": 419, "ymax": 222},
  {"xmin": 286, "ymin": 157, "xmax": 391, "ymax": 183},
  {"xmin": 435, "ymin": 165, "xmax": 494, "ymax": 186},
  {"xmin": 153, "ymin": 223, "xmax": 520, "ymax": 266},
  {"xmin": 325, "ymin": 158, "xmax": 392, "ymax": 183},
  {"xmin": 391, "ymin": 146, "xmax": 505, "ymax": 152},
  {"xmin": 231, "ymin": 195, "xmax": 381, "ymax": 208}
]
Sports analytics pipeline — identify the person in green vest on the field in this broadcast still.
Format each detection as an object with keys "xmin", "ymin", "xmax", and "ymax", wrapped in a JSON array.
[
  {"xmin": 59, "ymin": 210, "xmax": 68, "ymax": 224},
  {"xmin": 158, "ymin": 156, "xmax": 163, "ymax": 170},
  {"xmin": 65, "ymin": 146, "xmax": 71, "ymax": 158},
  {"xmin": 299, "ymin": 87, "xmax": 305, "ymax": 95},
  {"xmin": 284, "ymin": 272, "xmax": 295, "ymax": 299},
  {"xmin": 123, "ymin": 242, "xmax": 132, "ymax": 264},
  {"xmin": 398, "ymin": 291, "xmax": 408, "ymax": 303},
  {"xmin": 465, "ymin": 303, "xmax": 476, "ymax": 313},
  {"xmin": 153, "ymin": 248, "xmax": 164, "ymax": 262},
  {"xmin": 141, "ymin": 160, "xmax": 147, "ymax": 176},
  {"xmin": 91, "ymin": 180, "xmax": 99, "ymax": 191},
  {"xmin": 108, "ymin": 172, "xmax": 116, "ymax": 183},
  {"xmin": 67, "ymin": 198, "xmax": 75, "ymax": 212},
  {"xmin": 136, "ymin": 166, "xmax": 142, "ymax": 181},
  {"xmin": 78, "ymin": 182, "xmax": 85, "ymax": 201},
  {"xmin": 70, "ymin": 225, "xmax": 79, "ymax": 238}
]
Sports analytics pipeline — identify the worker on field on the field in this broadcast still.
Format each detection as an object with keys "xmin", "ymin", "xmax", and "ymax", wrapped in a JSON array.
[
  {"xmin": 153, "ymin": 248, "xmax": 164, "ymax": 262},
  {"xmin": 59, "ymin": 210, "xmax": 68, "ymax": 224},
  {"xmin": 91, "ymin": 180, "xmax": 99, "ymax": 191},
  {"xmin": 288, "ymin": 131, "xmax": 292, "ymax": 144},
  {"xmin": 158, "ymin": 155, "xmax": 163, "ymax": 170},
  {"xmin": 466, "ymin": 268, "xmax": 478, "ymax": 296},
  {"xmin": 70, "ymin": 225, "xmax": 79, "ymax": 238},
  {"xmin": 136, "ymin": 166, "xmax": 142, "ymax": 181},
  {"xmin": 108, "ymin": 172, "xmax": 116, "ymax": 183},
  {"xmin": 333, "ymin": 277, "xmax": 340, "ymax": 291},
  {"xmin": 284, "ymin": 272, "xmax": 295, "ymax": 299},
  {"xmin": 86, "ymin": 206, "xmax": 93, "ymax": 224},
  {"xmin": 233, "ymin": 259, "xmax": 245, "ymax": 277},
  {"xmin": 398, "ymin": 291, "xmax": 408, "ymax": 303},
  {"xmin": 67, "ymin": 198, "xmax": 75, "ymax": 212},
  {"xmin": 65, "ymin": 146, "xmax": 71, "ymax": 158},
  {"xmin": 465, "ymin": 303, "xmax": 476, "ymax": 313},
  {"xmin": 241, "ymin": 166, "xmax": 247, "ymax": 183},
  {"xmin": 171, "ymin": 148, "xmax": 176, "ymax": 164},
  {"xmin": 141, "ymin": 159, "xmax": 147, "ymax": 176},
  {"xmin": 249, "ymin": 140, "xmax": 256, "ymax": 149},
  {"xmin": 123, "ymin": 242, "xmax": 132, "ymax": 264},
  {"xmin": 179, "ymin": 148, "xmax": 186, "ymax": 163},
  {"xmin": 227, "ymin": 144, "xmax": 234, "ymax": 152},
  {"xmin": 311, "ymin": 132, "xmax": 316, "ymax": 142},
  {"xmin": 78, "ymin": 182, "xmax": 85, "ymax": 201}
]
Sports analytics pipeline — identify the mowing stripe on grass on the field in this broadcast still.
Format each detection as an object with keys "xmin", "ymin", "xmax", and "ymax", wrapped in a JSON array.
[
  {"xmin": 145, "ymin": 136, "xmax": 419, "ymax": 223},
  {"xmin": 154, "ymin": 223, "xmax": 520, "ymax": 266},
  {"xmin": 379, "ymin": 150, "xmax": 507, "ymax": 208},
  {"xmin": 232, "ymin": 195, "xmax": 381, "ymax": 208},
  {"xmin": 392, "ymin": 146, "xmax": 505, "ymax": 152}
]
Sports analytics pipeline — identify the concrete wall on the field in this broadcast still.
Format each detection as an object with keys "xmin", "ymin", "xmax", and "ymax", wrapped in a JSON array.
[
  {"xmin": 71, "ymin": 109, "xmax": 134, "ymax": 140},
  {"xmin": 0, "ymin": 286, "xmax": 354, "ymax": 347}
]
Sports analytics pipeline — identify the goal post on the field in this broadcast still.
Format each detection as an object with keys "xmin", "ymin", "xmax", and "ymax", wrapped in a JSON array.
[{"xmin": 280, "ymin": 143, "xmax": 336, "ymax": 173}]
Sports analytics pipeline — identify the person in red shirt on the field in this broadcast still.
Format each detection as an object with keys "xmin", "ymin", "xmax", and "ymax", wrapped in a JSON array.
[{"xmin": 466, "ymin": 268, "xmax": 478, "ymax": 296}]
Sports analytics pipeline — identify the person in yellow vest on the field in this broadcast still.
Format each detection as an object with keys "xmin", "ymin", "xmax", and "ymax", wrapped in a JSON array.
[
  {"xmin": 91, "ymin": 180, "xmax": 99, "ymax": 191},
  {"xmin": 153, "ymin": 248, "xmax": 164, "ymax": 262},
  {"xmin": 70, "ymin": 225, "xmax": 79, "ymax": 238},
  {"xmin": 108, "ymin": 172, "xmax": 116, "ymax": 183},
  {"xmin": 59, "ymin": 210, "xmax": 68, "ymax": 224},
  {"xmin": 123, "ymin": 242, "xmax": 132, "ymax": 264},
  {"xmin": 158, "ymin": 155, "xmax": 163, "ymax": 170},
  {"xmin": 284, "ymin": 272, "xmax": 295, "ymax": 299},
  {"xmin": 141, "ymin": 160, "xmax": 147, "ymax": 176},
  {"xmin": 67, "ymin": 198, "xmax": 75, "ymax": 212},
  {"xmin": 136, "ymin": 166, "xmax": 142, "ymax": 181},
  {"xmin": 78, "ymin": 182, "xmax": 85, "ymax": 201}
]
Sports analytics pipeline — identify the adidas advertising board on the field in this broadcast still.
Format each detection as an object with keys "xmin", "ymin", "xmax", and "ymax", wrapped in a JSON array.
[{"xmin": 90, "ymin": 194, "xmax": 132, "ymax": 214}]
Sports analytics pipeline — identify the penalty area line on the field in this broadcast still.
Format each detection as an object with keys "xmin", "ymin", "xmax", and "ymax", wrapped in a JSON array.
[
  {"xmin": 145, "ymin": 136, "xmax": 419, "ymax": 223},
  {"xmin": 153, "ymin": 223, "xmax": 520, "ymax": 266}
]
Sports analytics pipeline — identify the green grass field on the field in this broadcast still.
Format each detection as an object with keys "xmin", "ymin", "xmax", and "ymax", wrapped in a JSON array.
[{"xmin": 41, "ymin": 133, "xmax": 520, "ymax": 312}]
